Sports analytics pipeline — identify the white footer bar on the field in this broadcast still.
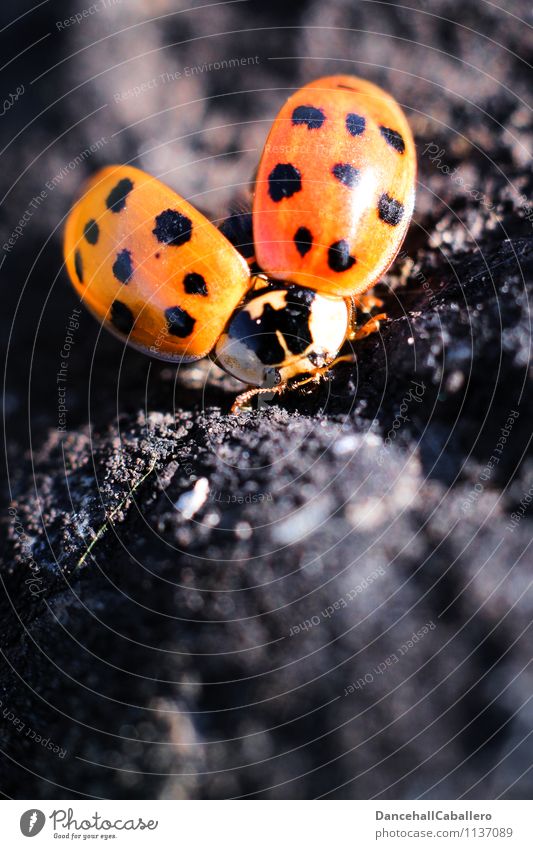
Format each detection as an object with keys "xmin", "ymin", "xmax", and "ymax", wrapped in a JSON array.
[{"xmin": 3, "ymin": 800, "xmax": 530, "ymax": 847}]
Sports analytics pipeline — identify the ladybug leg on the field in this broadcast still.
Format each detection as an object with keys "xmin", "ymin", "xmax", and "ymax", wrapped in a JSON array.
[
  {"xmin": 354, "ymin": 312, "xmax": 387, "ymax": 340},
  {"xmin": 231, "ymin": 369, "xmax": 333, "ymax": 413},
  {"xmin": 231, "ymin": 353, "xmax": 363, "ymax": 413},
  {"xmin": 348, "ymin": 312, "xmax": 387, "ymax": 342},
  {"xmin": 353, "ymin": 293, "xmax": 384, "ymax": 313},
  {"xmin": 267, "ymin": 353, "xmax": 358, "ymax": 398},
  {"xmin": 230, "ymin": 384, "xmax": 287, "ymax": 414},
  {"xmin": 230, "ymin": 364, "xmax": 341, "ymax": 413},
  {"xmin": 230, "ymin": 309, "xmax": 387, "ymax": 413},
  {"xmin": 292, "ymin": 354, "xmax": 357, "ymax": 388}
]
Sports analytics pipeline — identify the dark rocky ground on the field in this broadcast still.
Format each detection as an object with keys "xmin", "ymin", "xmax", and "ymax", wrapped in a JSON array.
[{"xmin": 1, "ymin": 0, "xmax": 532, "ymax": 799}]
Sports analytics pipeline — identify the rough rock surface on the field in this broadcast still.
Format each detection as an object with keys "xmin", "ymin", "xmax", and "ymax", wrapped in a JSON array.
[{"xmin": 1, "ymin": 0, "xmax": 532, "ymax": 798}]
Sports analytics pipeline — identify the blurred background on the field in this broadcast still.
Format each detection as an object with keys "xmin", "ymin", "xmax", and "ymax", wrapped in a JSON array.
[{"xmin": 1, "ymin": 0, "xmax": 532, "ymax": 800}]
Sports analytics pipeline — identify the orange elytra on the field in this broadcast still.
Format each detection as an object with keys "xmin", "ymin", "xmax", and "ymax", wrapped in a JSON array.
[{"xmin": 63, "ymin": 76, "xmax": 416, "ymax": 403}]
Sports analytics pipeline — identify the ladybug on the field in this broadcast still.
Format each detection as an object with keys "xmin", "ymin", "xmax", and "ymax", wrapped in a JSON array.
[{"xmin": 64, "ymin": 75, "xmax": 416, "ymax": 409}]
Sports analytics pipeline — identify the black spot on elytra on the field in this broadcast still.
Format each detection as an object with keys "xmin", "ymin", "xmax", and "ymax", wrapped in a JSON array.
[
  {"xmin": 346, "ymin": 113, "xmax": 366, "ymax": 137},
  {"xmin": 328, "ymin": 240, "xmax": 356, "ymax": 272},
  {"xmin": 112, "ymin": 249, "xmax": 134, "ymax": 283},
  {"xmin": 74, "ymin": 249, "xmax": 83, "ymax": 283},
  {"xmin": 378, "ymin": 193, "xmax": 405, "ymax": 226},
  {"xmin": 83, "ymin": 219, "xmax": 99, "ymax": 245},
  {"xmin": 337, "ymin": 83, "xmax": 357, "ymax": 91},
  {"xmin": 231, "ymin": 286, "xmax": 315, "ymax": 364},
  {"xmin": 294, "ymin": 226, "xmax": 313, "ymax": 256},
  {"xmin": 380, "ymin": 125, "xmax": 405, "ymax": 153},
  {"xmin": 165, "ymin": 306, "xmax": 196, "ymax": 337},
  {"xmin": 291, "ymin": 105, "xmax": 326, "ymax": 130},
  {"xmin": 183, "ymin": 272, "xmax": 208, "ymax": 296},
  {"xmin": 153, "ymin": 209, "xmax": 192, "ymax": 247},
  {"xmin": 106, "ymin": 178, "xmax": 134, "ymax": 212},
  {"xmin": 219, "ymin": 212, "xmax": 255, "ymax": 259},
  {"xmin": 110, "ymin": 300, "xmax": 134, "ymax": 334},
  {"xmin": 332, "ymin": 163, "xmax": 360, "ymax": 188},
  {"xmin": 268, "ymin": 163, "xmax": 302, "ymax": 203}
]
